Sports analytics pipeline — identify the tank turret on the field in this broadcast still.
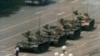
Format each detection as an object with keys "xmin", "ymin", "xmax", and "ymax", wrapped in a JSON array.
[
  {"xmin": 43, "ymin": 24, "xmax": 67, "ymax": 47},
  {"xmin": 73, "ymin": 12, "xmax": 95, "ymax": 31},
  {"xmin": 16, "ymin": 30, "xmax": 50, "ymax": 53},
  {"xmin": 58, "ymin": 18, "xmax": 81, "ymax": 40}
]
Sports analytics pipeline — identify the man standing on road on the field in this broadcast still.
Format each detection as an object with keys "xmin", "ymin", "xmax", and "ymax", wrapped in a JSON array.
[{"xmin": 15, "ymin": 46, "xmax": 20, "ymax": 56}]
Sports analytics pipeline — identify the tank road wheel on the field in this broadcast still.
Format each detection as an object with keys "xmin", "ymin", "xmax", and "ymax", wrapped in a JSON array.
[
  {"xmin": 54, "ymin": 36, "xmax": 67, "ymax": 47},
  {"xmin": 84, "ymin": 19, "xmax": 95, "ymax": 31},
  {"xmin": 34, "ymin": 42, "xmax": 50, "ymax": 53},
  {"xmin": 68, "ymin": 29, "xmax": 81, "ymax": 40}
]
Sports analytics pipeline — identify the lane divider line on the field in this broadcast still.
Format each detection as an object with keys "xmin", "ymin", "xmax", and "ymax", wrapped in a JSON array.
[
  {"xmin": 1, "ymin": 14, "xmax": 71, "ymax": 52},
  {"xmin": 5, "ymin": 54, "xmax": 13, "ymax": 56},
  {"xmin": 0, "ymin": 11, "xmax": 52, "ymax": 32},
  {"xmin": 0, "ymin": 0, "xmax": 84, "ymax": 33},
  {"xmin": 1, "ymin": 46, "xmax": 15, "ymax": 52},
  {"xmin": 35, "ymin": 11, "xmax": 44, "ymax": 14},
  {"xmin": 57, "ymin": 12, "xmax": 65, "ymax": 15},
  {"xmin": 67, "ymin": 36, "xmax": 100, "ymax": 53},
  {"xmin": 1, "ymin": 0, "xmax": 87, "ymax": 52},
  {"xmin": 0, "ymin": 1, "xmax": 86, "ymax": 51}
]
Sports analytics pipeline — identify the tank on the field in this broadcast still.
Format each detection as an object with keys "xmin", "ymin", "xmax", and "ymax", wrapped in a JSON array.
[
  {"xmin": 16, "ymin": 31, "xmax": 50, "ymax": 53},
  {"xmin": 58, "ymin": 18, "xmax": 81, "ymax": 40},
  {"xmin": 73, "ymin": 11, "xmax": 95, "ymax": 31},
  {"xmin": 25, "ymin": 0, "xmax": 51, "ymax": 5},
  {"xmin": 43, "ymin": 24, "xmax": 67, "ymax": 47}
]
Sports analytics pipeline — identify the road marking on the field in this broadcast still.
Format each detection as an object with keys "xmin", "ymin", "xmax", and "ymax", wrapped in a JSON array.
[
  {"xmin": 0, "ymin": 20, "xmax": 33, "ymax": 32},
  {"xmin": 0, "ymin": 11, "xmax": 52, "ymax": 32},
  {"xmin": 0, "ymin": 45, "xmax": 6, "ymax": 48},
  {"xmin": 0, "ymin": 0, "xmax": 86, "ymax": 42},
  {"xmin": 57, "ymin": 12, "xmax": 65, "ymax": 15},
  {"xmin": 2, "ymin": 46, "xmax": 15, "ymax": 52},
  {"xmin": 67, "ymin": 35, "xmax": 100, "ymax": 53},
  {"xmin": 1, "ymin": 14, "xmax": 71, "ymax": 52},
  {"xmin": 5, "ymin": 54, "xmax": 13, "ymax": 56},
  {"xmin": 0, "ymin": 33, "xmax": 21, "ymax": 42},
  {"xmin": 0, "ymin": 0, "xmax": 87, "ymax": 52},
  {"xmin": 35, "ymin": 11, "xmax": 44, "ymax": 14},
  {"xmin": 70, "ymin": 0, "xmax": 79, "ymax": 4},
  {"xmin": 0, "ymin": 0, "xmax": 85, "ymax": 33},
  {"xmin": 59, "ymin": 0, "xmax": 65, "ymax": 3},
  {"xmin": 0, "ymin": 12, "xmax": 67, "ymax": 42}
]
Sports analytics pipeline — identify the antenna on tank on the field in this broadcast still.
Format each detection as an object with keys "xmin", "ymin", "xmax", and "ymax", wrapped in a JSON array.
[
  {"xmin": 87, "ymin": 0, "xmax": 89, "ymax": 13},
  {"xmin": 37, "ymin": 11, "xmax": 42, "ymax": 35},
  {"xmin": 71, "ymin": 3, "xmax": 75, "ymax": 20}
]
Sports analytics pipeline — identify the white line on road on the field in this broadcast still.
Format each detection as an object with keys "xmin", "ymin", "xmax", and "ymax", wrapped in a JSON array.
[
  {"xmin": 1, "ymin": 14, "xmax": 71, "ymax": 52},
  {"xmin": 35, "ymin": 11, "xmax": 44, "ymax": 14},
  {"xmin": 2, "ymin": 46, "xmax": 15, "ymax": 52},
  {"xmin": 67, "ymin": 35, "xmax": 100, "ymax": 53},
  {"xmin": 0, "ymin": 32, "xmax": 21, "ymax": 42},
  {"xmin": 5, "ymin": 54, "xmax": 13, "ymax": 56},
  {"xmin": 0, "ymin": 1, "xmax": 87, "ymax": 52},
  {"xmin": 57, "ymin": 12, "xmax": 65, "ymax": 15},
  {"xmin": 0, "ymin": 0, "xmax": 85, "ymax": 33},
  {"xmin": 0, "ymin": 20, "xmax": 33, "ymax": 32},
  {"xmin": 0, "ymin": 1, "xmax": 85, "ymax": 43},
  {"xmin": 0, "ymin": 11, "xmax": 52, "ymax": 32},
  {"xmin": 70, "ymin": 0, "xmax": 79, "ymax": 4}
]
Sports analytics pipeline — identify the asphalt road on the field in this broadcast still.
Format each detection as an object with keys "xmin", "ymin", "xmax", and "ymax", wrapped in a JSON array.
[{"xmin": 0, "ymin": 0, "xmax": 100, "ymax": 56}]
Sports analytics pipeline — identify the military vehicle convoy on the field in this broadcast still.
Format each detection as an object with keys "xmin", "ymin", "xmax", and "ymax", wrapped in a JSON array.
[
  {"xmin": 73, "ymin": 10, "xmax": 95, "ymax": 31},
  {"xmin": 17, "ymin": 31, "xmax": 50, "ymax": 53},
  {"xmin": 16, "ymin": 10, "xmax": 95, "ymax": 53}
]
